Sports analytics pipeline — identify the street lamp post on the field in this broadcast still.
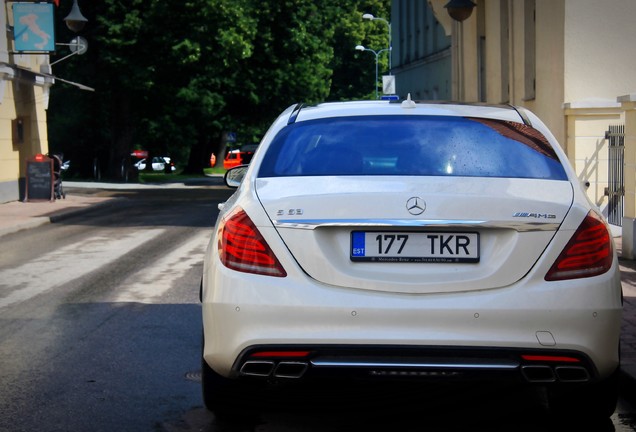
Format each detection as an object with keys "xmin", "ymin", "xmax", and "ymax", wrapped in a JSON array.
[
  {"xmin": 355, "ymin": 45, "xmax": 389, "ymax": 99},
  {"xmin": 362, "ymin": 13, "xmax": 391, "ymax": 74}
]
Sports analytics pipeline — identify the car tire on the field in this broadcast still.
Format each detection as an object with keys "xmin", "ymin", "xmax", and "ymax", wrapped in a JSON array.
[{"xmin": 546, "ymin": 368, "xmax": 619, "ymax": 419}]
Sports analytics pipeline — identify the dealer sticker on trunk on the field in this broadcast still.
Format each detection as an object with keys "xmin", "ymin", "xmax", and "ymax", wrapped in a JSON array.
[{"xmin": 351, "ymin": 231, "xmax": 480, "ymax": 263}]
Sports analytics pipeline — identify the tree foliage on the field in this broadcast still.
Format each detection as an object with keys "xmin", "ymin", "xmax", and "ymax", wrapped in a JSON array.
[{"xmin": 48, "ymin": 0, "xmax": 390, "ymax": 179}]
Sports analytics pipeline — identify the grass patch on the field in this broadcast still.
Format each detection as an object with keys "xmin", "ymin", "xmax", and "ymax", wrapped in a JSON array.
[
  {"xmin": 203, "ymin": 167, "xmax": 227, "ymax": 176},
  {"xmin": 138, "ymin": 167, "xmax": 226, "ymax": 183}
]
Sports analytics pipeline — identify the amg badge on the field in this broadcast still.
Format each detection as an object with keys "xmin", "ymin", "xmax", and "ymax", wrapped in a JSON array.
[{"xmin": 512, "ymin": 212, "xmax": 556, "ymax": 219}]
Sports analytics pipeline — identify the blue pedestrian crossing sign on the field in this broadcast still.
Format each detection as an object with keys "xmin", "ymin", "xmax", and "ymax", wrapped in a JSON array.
[{"xmin": 12, "ymin": 3, "xmax": 55, "ymax": 52}]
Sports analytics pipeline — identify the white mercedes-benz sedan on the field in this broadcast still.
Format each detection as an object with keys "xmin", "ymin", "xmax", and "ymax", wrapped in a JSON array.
[{"xmin": 201, "ymin": 99, "xmax": 622, "ymax": 418}]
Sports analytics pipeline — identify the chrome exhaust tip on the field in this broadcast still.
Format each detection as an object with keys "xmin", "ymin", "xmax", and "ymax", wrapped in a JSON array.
[
  {"xmin": 555, "ymin": 366, "xmax": 590, "ymax": 382},
  {"xmin": 240, "ymin": 360, "xmax": 275, "ymax": 377},
  {"xmin": 273, "ymin": 361, "xmax": 308, "ymax": 379},
  {"xmin": 521, "ymin": 365, "xmax": 556, "ymax": 382}
]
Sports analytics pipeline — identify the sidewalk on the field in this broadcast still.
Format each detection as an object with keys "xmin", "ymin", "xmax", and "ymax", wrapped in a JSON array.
[
  {"xmin": 0, "ymin": 190, "xmax": 115, "ymax": 237},
  {"xmin": 0, "ymin": 183, "xmax": 635, "ymax": 393}
]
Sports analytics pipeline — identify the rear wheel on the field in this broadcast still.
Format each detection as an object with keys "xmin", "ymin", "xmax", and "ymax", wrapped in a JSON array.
[{"xmin": 546, "ymin": 369, "xmax": 619, "ymax": 419}]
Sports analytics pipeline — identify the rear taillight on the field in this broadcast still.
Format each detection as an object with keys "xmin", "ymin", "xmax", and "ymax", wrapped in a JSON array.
[
  {"xmin": 545, "ymin": 211, "xmax": 613, "ymax": 281},
  {"xmin": 217, "ymin": 208, "xmax": 286, "ymax": 277}
]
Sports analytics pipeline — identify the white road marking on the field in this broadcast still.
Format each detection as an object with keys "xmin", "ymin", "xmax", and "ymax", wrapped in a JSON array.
[
  {"xmin": 107, "ymin": 231, "xmax": 209, "ymax": 304},
  {"xmin": 0, "ymin": 229, "xmax": 165, "ymax": 309}
]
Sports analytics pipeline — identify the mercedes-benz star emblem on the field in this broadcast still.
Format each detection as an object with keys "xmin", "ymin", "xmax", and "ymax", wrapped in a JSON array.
[{"xmin": 406, "ymin": 197, "xmax": 425, "ymax": 215}]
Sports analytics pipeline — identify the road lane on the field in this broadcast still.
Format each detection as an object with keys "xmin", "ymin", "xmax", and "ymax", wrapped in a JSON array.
[{"xmin": 0, "ymin": 186, "xmax": 227, "ymax": 432}]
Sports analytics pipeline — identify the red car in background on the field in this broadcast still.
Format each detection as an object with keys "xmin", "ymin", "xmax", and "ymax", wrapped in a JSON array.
[{"xmin": 222, "ymin": 144, "xmax": 258, "ymax": 169}]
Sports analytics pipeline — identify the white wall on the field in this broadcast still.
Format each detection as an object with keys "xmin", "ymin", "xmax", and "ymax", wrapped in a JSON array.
[{"xmin": 564, "ymin": 0, "xmax": 636, "ymax": 104}]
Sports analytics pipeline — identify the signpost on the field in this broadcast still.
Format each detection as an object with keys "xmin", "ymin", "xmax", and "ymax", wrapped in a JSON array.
[
  {"xmin": 25, "ymin": 154, "xmax": 54, "ymax": 201},
  {"xmin": 12, "ymin": 2, "xmax": 56, "ymax": 53}
]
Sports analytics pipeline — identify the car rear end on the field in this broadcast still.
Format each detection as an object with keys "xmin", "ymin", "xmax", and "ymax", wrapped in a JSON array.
[{"xmin": 201, "ymin": 101, "xmax": 622, "ymax": 416}]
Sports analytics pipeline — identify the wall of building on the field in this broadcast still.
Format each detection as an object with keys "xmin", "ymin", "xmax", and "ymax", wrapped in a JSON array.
[
  {"xmin": 527, "ymin": 0, "xmax": 565, "ymax": 146},
  {"xmin": 393, "ymin": 52, "xmax": 451, "ymax": 100},
  {"xmin": 0, "ymin": 4, "xmax": 50, "ymax": 203},
  {"xmin": 0, "ymin": 3, "xmax": 19, "ymax": 202},
  {"xmin": 564, "ymin": 0, "xmax": 636, "ymax": 105},
  {"xmin": 0, "ymin": 81, "xmax": 20, "ymax": 202},
  {"xmin": 428, "ymin": 0, "xmax": 566, "ymax": 145},
  {"xmin": 402, "ymin": 0, "xmax": 636, "ymax": 237},
  {"xmin": 392, "ymin": 0, "xmax": 452, "ymax": 100},
  {"xmin": 562, "ymin": 0, "xmax": 636, "ymax": 217}
]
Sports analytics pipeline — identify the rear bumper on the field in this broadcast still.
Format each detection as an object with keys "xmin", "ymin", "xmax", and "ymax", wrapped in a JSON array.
[
  {"xmin": 202, "ymin": 257, "xmax": 623, "ymax": 383},
  {"xmin": 202, "ymin": 293, "xmax": 622, "ymax": 384},
  {"xmin": 232, "ymin": 345, "xmax": 601, "ymax": 385}
]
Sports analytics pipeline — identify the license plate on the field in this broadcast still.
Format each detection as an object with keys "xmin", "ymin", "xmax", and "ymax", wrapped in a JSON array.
[{"xmin": 351, "ymin": 231, "xmax": 480, "ymax": 263}]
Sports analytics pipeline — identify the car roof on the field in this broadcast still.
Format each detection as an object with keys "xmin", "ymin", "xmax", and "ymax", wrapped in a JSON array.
[{"xmin": 290, "ymin": 100, "xmax": 528, "ymax": 125}]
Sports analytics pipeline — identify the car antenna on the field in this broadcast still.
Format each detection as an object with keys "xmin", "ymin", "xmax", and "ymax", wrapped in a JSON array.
[{"xmin": 401, "ymin": 93, "xmax": 416, "ymax": 109}]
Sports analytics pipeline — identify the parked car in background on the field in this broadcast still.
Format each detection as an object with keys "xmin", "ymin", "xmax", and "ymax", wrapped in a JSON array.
[
  {"xmin": 134, "ymin": 156, "xmax": 175, "ymax": 172},
  {"xmin": 201, "ymin": 98, "xmax": 622, "ymax": 419},
  {"xmin": 222, "ymin": 144, "xmax": 258, "ymax": 169},
  {"xmin": 222, "ymin": 150, "xmax": 242, "ymax": 170}
]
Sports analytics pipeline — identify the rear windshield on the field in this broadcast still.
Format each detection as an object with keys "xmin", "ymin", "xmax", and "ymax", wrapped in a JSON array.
[{"xmin": 258, "ymin": 116, "xmax": 568, "ymax": 180}]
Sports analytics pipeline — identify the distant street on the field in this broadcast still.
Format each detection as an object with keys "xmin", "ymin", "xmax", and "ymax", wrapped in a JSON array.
[{"xmin": 0, "ymin": 183, "xmax": 635, "ymax": 431}]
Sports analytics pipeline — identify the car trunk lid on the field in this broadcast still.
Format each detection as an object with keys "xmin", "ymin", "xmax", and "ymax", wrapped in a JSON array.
[{"xmin": 255, "ymin": 176, "xmax": 573, "ymax": 294}]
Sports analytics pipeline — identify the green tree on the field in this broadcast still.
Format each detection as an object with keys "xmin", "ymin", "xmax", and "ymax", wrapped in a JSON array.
[
  {"xmin": 48, "ymin": 0, "xmax": 391, "ymax": 180},
  {"xmin": 330, "ymin": 0, "xmax": 391, "ymax": 101}
]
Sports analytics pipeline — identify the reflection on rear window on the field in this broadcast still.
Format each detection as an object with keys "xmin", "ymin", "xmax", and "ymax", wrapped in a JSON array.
[{"xmin": 258, "ymin": 116, "xmax": 568, "ymax": 180}]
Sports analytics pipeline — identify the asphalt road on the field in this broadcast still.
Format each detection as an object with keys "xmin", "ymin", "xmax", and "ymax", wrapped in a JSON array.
[{"xmin": 0, "ymin": 185, "xmax": 635, "ymax": 431}]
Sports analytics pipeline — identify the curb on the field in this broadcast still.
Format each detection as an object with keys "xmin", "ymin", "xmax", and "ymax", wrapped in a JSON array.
[
  {"xmin": 0, "ymin": 217, "xmax": 52, "ymax": 238},
  {"xmin": 0, "ymin": 198, "xmax": 120, "ymax": 238}
]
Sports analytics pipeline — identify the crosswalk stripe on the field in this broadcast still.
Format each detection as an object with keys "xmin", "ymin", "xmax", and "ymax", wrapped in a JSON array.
[{"xmin": 0, "ymin": 229, "xmax": 166, "ymax": 309}]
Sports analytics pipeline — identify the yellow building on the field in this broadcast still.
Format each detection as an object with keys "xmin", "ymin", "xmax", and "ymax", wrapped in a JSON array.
[
  {"xmin": 398, "ymin": 0, "xmax": 636, "ymax": 257},
  {"xmin": 0, "ymin": 2, "xmax": 53, "ymax": 203}
]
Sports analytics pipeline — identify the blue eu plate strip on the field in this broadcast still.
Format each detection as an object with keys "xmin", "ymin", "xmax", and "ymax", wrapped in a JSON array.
[{"xmin": 351, "ymin": 232, "xmax": 366, "ymax": 257}]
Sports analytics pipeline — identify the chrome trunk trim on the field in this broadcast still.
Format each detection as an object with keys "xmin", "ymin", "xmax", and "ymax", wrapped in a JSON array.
[{"xmin": 274, "ymin": 219, "xmax": 560, "ymax": 232}]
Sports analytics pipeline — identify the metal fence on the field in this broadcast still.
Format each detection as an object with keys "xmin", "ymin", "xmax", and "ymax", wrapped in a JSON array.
[{"xmin": 604, "ymin": 124, "xmax": 625, "ymax": 226}]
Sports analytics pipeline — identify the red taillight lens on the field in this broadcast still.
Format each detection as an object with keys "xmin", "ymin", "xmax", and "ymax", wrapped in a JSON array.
[
  {"xmin": 217, "ymin": 208, "xmax": 287, "ymax": 277},
  {"xmin": 545, "ymin": 211, "xmax": 613, "ymax": 281},
  {"xmin": 521, "ymin": 354, "xmax": 580, "ymax": 363}
]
